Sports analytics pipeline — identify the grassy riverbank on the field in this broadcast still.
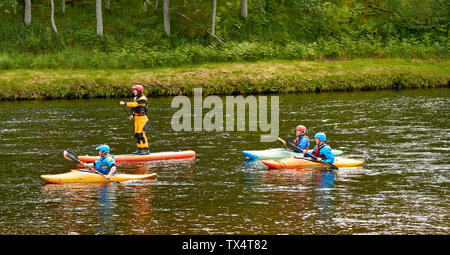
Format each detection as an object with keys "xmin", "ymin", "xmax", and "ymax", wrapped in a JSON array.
[{"xmin": 0, "ymin": 58, "xmax": 448, "ymax": 100}]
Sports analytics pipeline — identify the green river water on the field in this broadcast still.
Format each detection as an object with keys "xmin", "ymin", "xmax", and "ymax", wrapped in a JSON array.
[{"xmin": 0, "ymin": 88, "xmax": 448, "ymax": 235}]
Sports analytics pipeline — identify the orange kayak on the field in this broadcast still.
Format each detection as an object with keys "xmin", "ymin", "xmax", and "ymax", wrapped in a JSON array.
[
  {"xmin": 262, "ymin": 157, "xmax": 364, "ymax": 169},
  {"xmin": 76, "ymin": 150, "xmax": 196, "ymax": 163},
  {"xmin": 41, "ymin": 169, "xmax": 157, "ymax": 183}
]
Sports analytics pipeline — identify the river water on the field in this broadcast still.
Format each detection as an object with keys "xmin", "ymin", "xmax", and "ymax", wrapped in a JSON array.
[{"xmin": 0, "ymin": 88, "xmax": 448, "ymax": 235}]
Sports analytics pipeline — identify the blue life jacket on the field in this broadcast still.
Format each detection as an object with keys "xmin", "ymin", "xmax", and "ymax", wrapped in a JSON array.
[
  {"xmin": 94, "ymin": 155, "xmax": 116, "ymax": 175},
  {"xmin": 294, "ymin": 136, "xmax": 309, "ymax": 152}
]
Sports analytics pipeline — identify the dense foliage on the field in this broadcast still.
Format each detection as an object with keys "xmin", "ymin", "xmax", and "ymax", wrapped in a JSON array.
[{"xmin": 0, "ymin": 0, "xmax": 448, "ymax": 69}]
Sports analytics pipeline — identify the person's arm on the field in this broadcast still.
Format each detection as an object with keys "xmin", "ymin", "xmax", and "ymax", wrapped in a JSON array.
[
  {"xmin": 104, "ymin": 156, "xmax": 117, "ymax": 178},
  {"xmin": 319, "ymin": 147, "xmax": 335, "ymax": 164},
  {"xmin": 120, "ymin": 100, "xmax": 138, "ymax": 107},
  {"xmin": 298, "ymin": 137, "xmax": 309, "ymax": 150},
  {"xmin": 85, "ymin": 160, "xmax": 98, "ymax": 171},
  {"xmin": 126, "ymin": 101, "xmax": 139, "ymax": 107},
  {"xmin": 120, "ymin": 101, "xmax": 138, "ymax": 107},
  {"xmin": 106, "ymin": 165, "xmax": 117, "ymax": 179},
  {"xmin": 303, "ymin": 146, "xmax": 314, "ymax": 157},
  {"xmin": 292, "ymin": 139, "xmax": 301, "ymax": 152},
  {"xmin": 121, "ymin": 98, "xmax": 146, "ymax": 108},
  {"xmin": 83, "ymin": 162, "xmax": 94, "ymax": 168}
]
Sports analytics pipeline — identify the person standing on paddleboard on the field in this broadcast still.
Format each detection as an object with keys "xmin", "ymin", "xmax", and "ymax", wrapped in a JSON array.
[
  {"xmin": 305, "ymin": 133, "xmax": 335, "ymax": 164},
  {"xmin": 293, "ymin": 125, "xmax": 309, "ymax": 152},
  {"xmin": 120, "ymin": 84, "xmax": 150, "ymax": 155},
  {"xmin": 84, "ymin": 145, "xmax": 117, "ymax": 179}
]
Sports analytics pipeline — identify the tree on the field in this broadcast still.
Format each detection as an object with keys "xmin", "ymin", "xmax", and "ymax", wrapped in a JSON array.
[
  {"xmin": 24, "ymin": 0, "xmax": 31, "ymax": 25},
  {"xmin": 144, "ymin": 0, "xmax": 147, "ymax": 15},
  {"xmin": 240, "ymin": 0, "xmax": 247, "ymax": 19},
  {"xmin": 163, "ymin": 0, "xmax": 170, "ymax": 35},
  {"xmin": 62, "ymin": 0, "xmax": 65, "ymax": 14},
  {"xmin": 105, "ymin": 0, "xmax": 110, "ymax": 12},
  {"xmin": 211, "ymin": 0, "xmax": 216, "ymax": 35},
  {"xmin": 50, "ymin": 0, "xmax": 57, "ymax": 32},
  {"xmin": 96, "ymin": 0, "xmax": 103, "ymax": 36}
]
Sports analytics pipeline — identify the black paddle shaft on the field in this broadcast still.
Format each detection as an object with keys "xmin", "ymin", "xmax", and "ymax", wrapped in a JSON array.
[{"xmin": 122, "ymin": 104, "xmax": 133, "ymax": 120}]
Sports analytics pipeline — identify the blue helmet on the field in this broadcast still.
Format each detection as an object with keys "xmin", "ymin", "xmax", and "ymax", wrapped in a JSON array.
[
  {"xmin": 314, "ymin": 133, "xmax": 326, "ymax": 142},
  {"xmin": 96, "ymin": 144, "xmax": 110, "ymax": 153}
]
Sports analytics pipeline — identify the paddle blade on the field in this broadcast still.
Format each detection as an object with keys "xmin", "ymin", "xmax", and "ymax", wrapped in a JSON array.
[
  {"xmin": 285, "ymin": 140, "xmax": 300, "ymax": 151},
  {"xmin": 63, "ymin": 150, "xmax": 82, "ymax": 164},
  {"xmin": 277, "ymin": 137, "xmax": 289, "ymax": 149},
  {"xmin": 277, "ymin": 137, "xmax": 286, "ymax": 144}
]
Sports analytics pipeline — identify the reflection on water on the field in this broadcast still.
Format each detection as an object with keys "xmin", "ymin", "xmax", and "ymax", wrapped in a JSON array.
[
  {"xmin": 41, "ymin": 182, "xmax": 119, "ymax": 234},
  {"xmin": 259, "ymin": 168, "xmax": 337, "ymax": 235},
  {"xmin": 41, "ymin": 178, "xmax": 158, "ymax": 234},
  {"xmin": 0, "ymin": 88, "xmax": 449, "ymax": 234}
]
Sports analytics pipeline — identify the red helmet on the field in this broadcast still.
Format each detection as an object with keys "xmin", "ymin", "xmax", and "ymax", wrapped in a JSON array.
[
  {"xmin": 296, "ymin": 125, "xmax": 306, "ymax": 134},
  {"xmin": 132, "ymin": 84, "xmax": 144, "ymax": 92}
]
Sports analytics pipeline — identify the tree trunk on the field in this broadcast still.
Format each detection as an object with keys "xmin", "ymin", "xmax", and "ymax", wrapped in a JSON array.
[
  {"xmin": 144, "ymin": 1, "xmax": 147, "ymax": 15},
  {"xmin": 51, "ymin": 0, "xmax": 58, "ymax": 33},
  {"xmin": 155, "ymin": 0, "xmax": 158, "ymax": 12},
  {"xmin": 240, "ymin": 0, "xmax": 247, "ymax": 19},
  {"xmin": 211, "ymin": 0, "xmax": 216, "ymax": 35},
  {"xmin": 62, "ymin": 0, "xmax": 65, "ymax": 14},
  {"xmin": 24, "ymin": 0, "xmax": 31, "ymax": 25},
  {"xmin": 96, "ymin": 0, "xmax": 103, "ymax": 36},
  {"xmin": 163, "ymin": 0, "xmax": 170, "ymax": 35},
  {"xmin": 105, "ymin": 0, "xmax": 110, "ymax": 12}
]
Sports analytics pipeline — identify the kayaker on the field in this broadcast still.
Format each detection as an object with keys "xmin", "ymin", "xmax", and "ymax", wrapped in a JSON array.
[
  {"xmin": 305, "ymin": 133, "xmax": 335, "ymax": 164},
  {"xmin": 120, "ymin": 84, "xmax": 150, "ymax": 155},
  {"xmin": 84, "ymin": 145, "xmax": 117, "ymax": 178},
  {"xmin": 293, "ymin": 125, "xmax": 309, "ymax": 152}
]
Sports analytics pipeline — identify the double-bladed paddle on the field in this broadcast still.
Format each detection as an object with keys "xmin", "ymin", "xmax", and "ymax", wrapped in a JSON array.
[
  {"xmin": 63, "ymin": 150, "xmax": 120, "ymax": 184},
  {"xmin": 277, "ymin": 137, "xmax": 338, "ymax": 170}
]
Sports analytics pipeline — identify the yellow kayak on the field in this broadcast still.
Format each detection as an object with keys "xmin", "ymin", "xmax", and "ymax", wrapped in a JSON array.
[
  {"xmin": 41, "ymin": 169, "xmax": 157, "ymax": 183},
  {"xmin": 262, "ymin": 157, "xmax": 364, "ymax": 169}
]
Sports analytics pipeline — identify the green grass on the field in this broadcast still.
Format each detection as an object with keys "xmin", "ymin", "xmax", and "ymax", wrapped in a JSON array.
[
  {"xmin": 0, "ymin": 38, "xmax": 447, "ymax": 70},
  {"xmin": 0, "ymin": 59, "xmax": 448, "ymax": 100}
]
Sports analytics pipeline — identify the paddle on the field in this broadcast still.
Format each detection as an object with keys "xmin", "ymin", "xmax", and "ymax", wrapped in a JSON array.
[
  {"xmin": 277, "ymin": 137, "xmax": 339, "ymax": 170},
  {"xmin": 63, "ymin": 150, "xmax": 120, "ymax": 184},
  {"xmin": 277, "ymin": 137, "xmax": 289, "ymax": 150},
  {"xmin": 121, "ymin": 104, "xmax": 133, "ymax": 120}
]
